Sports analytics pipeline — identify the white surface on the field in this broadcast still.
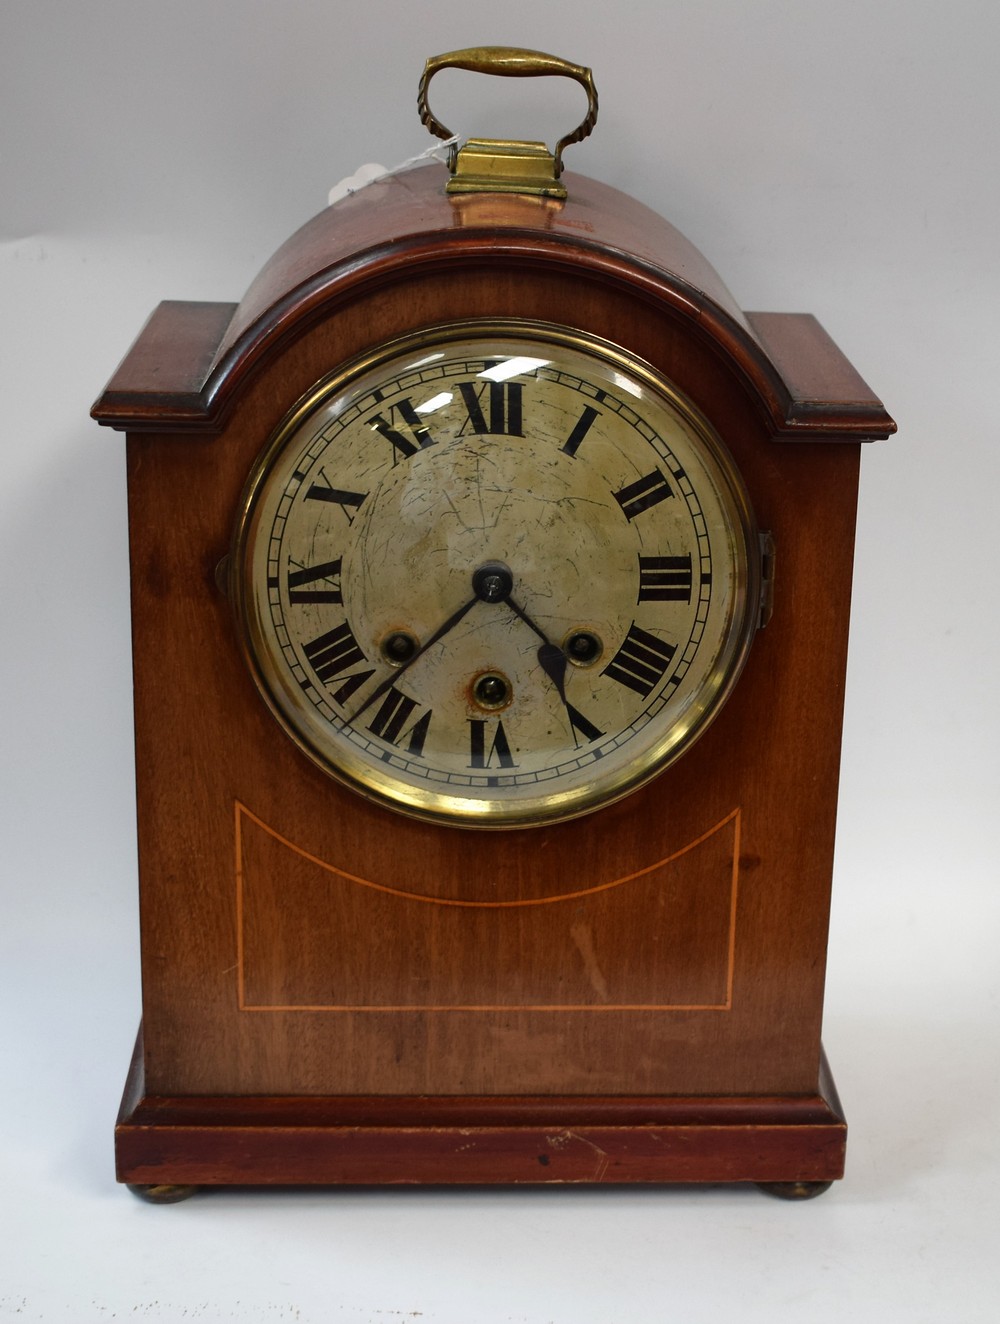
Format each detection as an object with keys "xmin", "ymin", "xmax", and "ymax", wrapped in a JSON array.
[{"xmin": 2, "ymin": 1, "xmax": 998, "ymax": 1320}]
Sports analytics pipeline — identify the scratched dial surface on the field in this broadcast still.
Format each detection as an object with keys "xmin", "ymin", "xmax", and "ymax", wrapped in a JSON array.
[{"xmin": 233, "ymin": 323, "xmax": 760, "ymax": 827}]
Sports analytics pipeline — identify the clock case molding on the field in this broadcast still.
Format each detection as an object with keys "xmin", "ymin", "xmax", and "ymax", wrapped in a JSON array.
[{"xmin": 94, "ymin": 164, "xmax": 894, "ymax": 1191}]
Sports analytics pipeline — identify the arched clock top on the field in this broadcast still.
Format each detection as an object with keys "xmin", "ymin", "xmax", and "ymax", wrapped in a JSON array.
[{"xmin": 92, "ymin": 164, "xmax": 894, "ymax": 444}]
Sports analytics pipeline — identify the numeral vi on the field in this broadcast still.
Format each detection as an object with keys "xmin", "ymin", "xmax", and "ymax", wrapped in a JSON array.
[{"xmin": 469, "ymin": 718, "xmax": 517, "ymax": 769}]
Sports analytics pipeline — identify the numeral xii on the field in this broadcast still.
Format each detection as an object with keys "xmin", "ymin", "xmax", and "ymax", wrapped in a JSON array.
[{"xmin": 457, "ymin": 380, "xmax": 523, "ymax": 436}]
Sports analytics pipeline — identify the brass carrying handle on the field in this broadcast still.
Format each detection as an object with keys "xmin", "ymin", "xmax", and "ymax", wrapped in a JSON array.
[{"xmin": 418, "ymin": 46, "xmax": 598, "ymax": 177}]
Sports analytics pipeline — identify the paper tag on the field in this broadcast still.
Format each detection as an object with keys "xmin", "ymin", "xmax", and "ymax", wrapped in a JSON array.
[{"xmin": 327, "ymin": 136, "xmax": 461, "ymax": 206}]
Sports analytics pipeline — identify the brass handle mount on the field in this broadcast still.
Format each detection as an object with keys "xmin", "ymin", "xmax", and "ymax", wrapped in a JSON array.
[{"xmin": 418, "ymin": 46, "xmax": 598, "ymax": 181}]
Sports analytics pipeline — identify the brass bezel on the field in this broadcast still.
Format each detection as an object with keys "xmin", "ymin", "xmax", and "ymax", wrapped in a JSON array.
[{"xmin": 230, "ymin": 319, "xmax": 762, "ymax": 830}]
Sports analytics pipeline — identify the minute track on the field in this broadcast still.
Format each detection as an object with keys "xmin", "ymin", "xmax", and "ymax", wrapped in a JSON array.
[{"xmin": 238, "ymin": 323, "xmax": 759, "ymax": 827}]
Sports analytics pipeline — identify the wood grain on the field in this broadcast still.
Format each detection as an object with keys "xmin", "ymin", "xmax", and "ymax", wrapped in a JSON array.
[
  {"xmin": 93, "ymin": 166, "xmax": 895, "ymax": 442},
  {"xmin": 117, "ymin": 1029, "xmax": 847, "ymax": 1186},
  {"xmin": 93, "ymin": 155, "xmax": 893, "ymax": 1186}
]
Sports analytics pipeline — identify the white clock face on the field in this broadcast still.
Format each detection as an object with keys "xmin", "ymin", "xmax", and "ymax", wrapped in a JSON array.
[{"xmin": 232, "ymin": 322, "xmax": 760, "ymax": 827}]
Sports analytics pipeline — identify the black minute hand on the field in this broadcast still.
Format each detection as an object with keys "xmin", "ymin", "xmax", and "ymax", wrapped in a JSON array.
[
  {"xmin": 348, "ymin": 561, "xmax": 517, "ymax": 726},
  {"xmin": 349, "ymin": 593, "xmax": 478, "ymax": 724}
]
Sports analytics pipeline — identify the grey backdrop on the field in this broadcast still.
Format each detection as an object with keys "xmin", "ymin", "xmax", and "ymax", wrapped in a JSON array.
[{"xmin": 3, "ymin": 2, "xmax": 997, "ymax": 1320}]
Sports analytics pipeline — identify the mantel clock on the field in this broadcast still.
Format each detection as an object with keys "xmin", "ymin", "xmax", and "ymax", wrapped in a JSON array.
[{"xmin": 93, "ymin": 49, "xmax": 894, "ymax": 1200}]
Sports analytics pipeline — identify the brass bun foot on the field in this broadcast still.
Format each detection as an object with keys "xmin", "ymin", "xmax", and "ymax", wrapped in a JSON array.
[
  {"xmin": 756, "ymin": 1180, "xmax": 834, "ymax": 1201},
  {"xmin": 127, "ymin": 1182, "xmax": 200, "ymax": 1204}
]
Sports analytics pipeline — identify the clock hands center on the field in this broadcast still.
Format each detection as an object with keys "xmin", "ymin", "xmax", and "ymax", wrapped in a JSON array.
[
  {"xmin": 444, "ymin": 561, "xmax": 573, "ymax": 708},
  {"xmin": 348, "ymin": 560, "xmax": 577, "ymax": 728}
]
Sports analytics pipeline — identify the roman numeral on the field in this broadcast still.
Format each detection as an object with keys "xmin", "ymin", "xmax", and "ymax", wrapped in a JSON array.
[
  {"xmin": 301, "ymin": 621, "xmax": 373, "ymax": 701},
  {"xmin": 469, "ymin": 719, "xmax": 517, "ymax": 769},
  {"xmin": 566, "ymin": 703, "xmax": 604, "ymax": 747},
  {"xmin": 457, "ymin": 381, "xmax": 524, "ymax": 437},
  {"xmin": 561, "ymin": 405, "xmax": 599, "ymax": 457},
  {"xmin": 602, "ymin": 623, "xmax": 677, "ymax": 698},
  {"xmin": 304, "ymin": 479, "xmax": 368, "ymax": 522},
  {"xmin": 367, "ymin": 688, "xmax": 432, "ymax": 757},
  {"xmin": 637, "ymin": 554, "xmax": 693, "ymax": 603},
  {"xmin": 271, "ymin": 558, "xmax": 344, "ymax": 604},
  {"xmin": 613, "ymin": 469, "xmax": 673, "ymax": 521},
  {"xmin": 370, "ymin": 397, "xmax": 436, "ymax": 458}
]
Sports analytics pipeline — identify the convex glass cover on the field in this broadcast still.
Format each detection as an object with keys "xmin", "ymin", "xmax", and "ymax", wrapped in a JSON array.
[{"xmin": 232, "ymin": 322, "xmax": 761, "ymax": 826}]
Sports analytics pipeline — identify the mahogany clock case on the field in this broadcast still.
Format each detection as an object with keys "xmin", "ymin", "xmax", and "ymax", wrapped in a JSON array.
[{"xmin": 93, "ymin": 164, "xmax": 894, "ymax": 1189}]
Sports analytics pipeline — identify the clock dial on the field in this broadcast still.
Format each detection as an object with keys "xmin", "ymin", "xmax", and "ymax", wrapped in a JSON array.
[{"xmin": 232, "ymin": 322, "xmax": 761, "ymax": 826}]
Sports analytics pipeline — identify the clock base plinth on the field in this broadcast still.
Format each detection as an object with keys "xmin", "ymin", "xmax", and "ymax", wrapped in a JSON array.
[{"xmin": 115, "ymin": 1029, "xmax": 847, "ymax": 1192}]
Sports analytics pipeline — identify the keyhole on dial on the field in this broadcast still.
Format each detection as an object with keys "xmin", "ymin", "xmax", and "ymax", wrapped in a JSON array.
[
  {"xmin": 564, "ymin": 630, "xmax": 603, "ymax": 666},
  {"xmin": 472, "ymin": 671, "xmax": 511, "ymax": 710},
  {"xmin": 381, "ymin": 630, "xmax": 419, "ymax": 665}
]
